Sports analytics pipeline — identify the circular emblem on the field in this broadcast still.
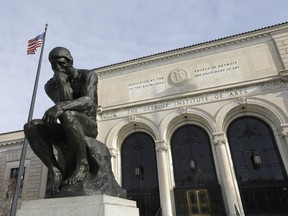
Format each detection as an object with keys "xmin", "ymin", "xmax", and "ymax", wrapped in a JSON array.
[{"xmin": 170, "ymin": 69, "xmax": 189, "ymax": 85}]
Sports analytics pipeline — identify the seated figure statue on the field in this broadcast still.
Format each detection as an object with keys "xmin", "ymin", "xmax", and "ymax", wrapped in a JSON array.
[{"xmin": 24, "ymin": 47, "xmax": 126, "ymax": 198}]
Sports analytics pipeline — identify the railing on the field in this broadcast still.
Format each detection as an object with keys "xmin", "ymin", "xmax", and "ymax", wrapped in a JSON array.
[
  {"xmin": 128, "ymin": 191, "xmax": 160, "ymax": 216},
  {"xmin": 154, "ymin": 207, "xmax": 161, "ymax": 216}
]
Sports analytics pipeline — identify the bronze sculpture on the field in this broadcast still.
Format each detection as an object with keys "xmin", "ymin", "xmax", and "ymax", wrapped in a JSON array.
[{"xmin": 24, "ymin": 47, "xmax": 126, "ymax": 198}]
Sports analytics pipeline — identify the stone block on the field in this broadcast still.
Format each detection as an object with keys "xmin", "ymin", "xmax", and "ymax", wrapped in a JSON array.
[{"xmin": 17, "ymin": 195, "xmax": 139, "ymax": 216}]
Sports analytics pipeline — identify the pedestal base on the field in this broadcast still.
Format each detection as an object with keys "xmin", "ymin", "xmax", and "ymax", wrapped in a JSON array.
[{"xmin": 16, "ymin": 195, "xmax": 139, "ymax": 216}]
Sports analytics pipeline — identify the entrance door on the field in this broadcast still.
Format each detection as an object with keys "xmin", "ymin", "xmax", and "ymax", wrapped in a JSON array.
[
  {"xmin": 121, "ymin": 132, "xmax": 161, "ymax": 216},
  {"xmin": 171, "ymin": 125, "xmax": 225, "ymax": 216},
  {"xmin": 227, "ymin": 116, "xmax": 288, "ymax": 215}
]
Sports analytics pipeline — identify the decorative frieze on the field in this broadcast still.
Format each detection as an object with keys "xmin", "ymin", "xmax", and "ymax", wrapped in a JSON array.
[
  {"xmin": 261, "ymin": 79, "xmax": 288, "ymax": 91},
  {"xmin": 100, "ymin": 79, "xmax": 288, "ymax": 121}
]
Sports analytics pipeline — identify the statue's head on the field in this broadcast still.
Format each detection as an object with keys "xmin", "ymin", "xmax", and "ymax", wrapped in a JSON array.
[
  {"xmin": 49, "ymin": 47, "xmax": 73, "ymax": 64},
  {"xmin": 49, "ymin": 47, "xmax": 74, "ymax": 74}
]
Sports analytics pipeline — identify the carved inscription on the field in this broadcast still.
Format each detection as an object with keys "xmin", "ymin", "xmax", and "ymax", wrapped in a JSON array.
[
  {"xmin": 194, "ymin": 61, "xmax": 239, "ymax": 77},
  {"xmin": 101, "ymin": 87, "xmax": 250, "ymax": 120},
  {"xmin": 101, "ymin": 79, "xmax": 288, "ymax": 120},
  {"xmin": 128, "ymin": 77, "xmax": 164, "ymax": 91}
]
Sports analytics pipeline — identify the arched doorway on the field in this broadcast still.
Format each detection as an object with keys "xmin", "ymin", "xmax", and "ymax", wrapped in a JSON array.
[
  {"xmin": 227, "ymin": 116, "xmax": 288, "ymax": 215},
  {"xmin": 121, "ymin": 132, "xmax": 161, "ymax": 216},
  {"xmin": 171, "ymin": 125, "xmax": 225, "ymax": 216}
]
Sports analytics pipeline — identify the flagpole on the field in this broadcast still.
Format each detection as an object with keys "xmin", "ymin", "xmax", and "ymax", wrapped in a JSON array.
[{"xmin": 10, "ymin": 24, "xmax": 48, "ymax": 216}]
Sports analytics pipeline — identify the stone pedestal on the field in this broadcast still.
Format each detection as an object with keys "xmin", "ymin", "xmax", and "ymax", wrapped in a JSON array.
[{"xmin": 16, "ymin": 195, "xmax": 139, "ymax": 216}]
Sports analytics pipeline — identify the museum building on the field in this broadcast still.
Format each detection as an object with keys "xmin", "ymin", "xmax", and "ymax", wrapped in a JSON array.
[{"xmin": 1, "ymin": 22, "xmax": 288, "ymax": 216}]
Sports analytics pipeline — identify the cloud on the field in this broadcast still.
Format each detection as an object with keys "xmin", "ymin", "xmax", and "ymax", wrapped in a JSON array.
[{"xmin": 0, "ymin": 0, "xmax": 287, "ymax": 133}]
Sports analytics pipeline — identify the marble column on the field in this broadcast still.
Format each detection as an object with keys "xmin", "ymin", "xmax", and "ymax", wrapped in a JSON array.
[
  {"xmin": 109, "ymin": 147, "xmax": 119, "ymax": 182},
  {"xmin": 155, "ymin": 140, "xmax": 173, "ymax": 216},
  {"xmin": 213, "ymin": 132, "xmax": 244, "ymax": 216},
  {"xmin": 280, "ymin": 124, "xmax": 288, "ymax": 173}
]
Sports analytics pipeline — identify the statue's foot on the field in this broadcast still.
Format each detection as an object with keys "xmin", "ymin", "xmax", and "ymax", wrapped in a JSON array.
[
  {"xmin": 62, "ymin": 160, "xmax": 89, "ymax": 186},
  {"xmin": 50, "ymin": 168, "xmax": 63, "ymax": 194}
]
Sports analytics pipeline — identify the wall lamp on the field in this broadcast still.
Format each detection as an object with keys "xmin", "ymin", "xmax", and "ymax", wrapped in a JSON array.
[
  {"xmin": 190, "ymin": 158, "xmax": 197, "ymax": 173},
  {"xmin": 251, "ymin": 151, "xmax": 261, "ymax": 169},
  {"xmin": 135, "ymin": 165, "xmax": 144, "ymax": 179}
]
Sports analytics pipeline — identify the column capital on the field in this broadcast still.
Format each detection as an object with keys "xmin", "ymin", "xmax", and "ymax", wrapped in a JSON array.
[
  {"xmin": 109, "ymin": 147, "xmax": 118, "ymax": 158},
  {"xmin": 212, "ymin": 132, "xmax": 227, "ymax": 145},
  {"xmin": 280, "ymin": 123, "xmax": 288, "ymax": 137},
  {"xmin": 155, "ymin": 140, "xmax": 169, "ymax": 152},
  {"xmin": 279, "ymin": 70, "xmax": 288, "ymax": 82}
]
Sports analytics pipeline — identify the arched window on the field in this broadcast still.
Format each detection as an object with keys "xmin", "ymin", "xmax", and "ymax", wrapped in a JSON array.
[
  {"xmin": 228, "ymin": 116, "xmax": 286, "ymax": 181},
  {"xmin": 171, "ymin": 125, "xmax": 217, "ymax": 186},
  {"xmin": 227, "ymin": 116, "xmax": 288, "ymax": 215},
  {"xmin": 121, "ymin": 132, "xmax": 160, "ymax": 216},
  {"xmin": 171, "ymin": 125, "xmax": 225, "ymax": 215}
]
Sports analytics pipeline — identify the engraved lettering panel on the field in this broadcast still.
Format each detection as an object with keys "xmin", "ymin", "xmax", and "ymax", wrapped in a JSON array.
[{"xmin": 100, "ymin": 43, "xmax": 277, "ymax": 107}]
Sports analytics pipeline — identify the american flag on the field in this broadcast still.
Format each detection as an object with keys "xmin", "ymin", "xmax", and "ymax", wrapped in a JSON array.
[{"xmin": 27, "ymin": 33, "xmax": 44, "ymax": 55}]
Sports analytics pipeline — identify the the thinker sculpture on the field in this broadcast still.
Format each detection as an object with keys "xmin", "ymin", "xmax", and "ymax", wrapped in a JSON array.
[{"xmin": 24, "ymin": 47, "xmax": 126, "ymax": 198}]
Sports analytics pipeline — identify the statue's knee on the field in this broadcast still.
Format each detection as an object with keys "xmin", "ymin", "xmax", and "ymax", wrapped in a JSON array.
[{"xmin": 24, "ymin": 120, "xmax": 42, "ymax": 137}]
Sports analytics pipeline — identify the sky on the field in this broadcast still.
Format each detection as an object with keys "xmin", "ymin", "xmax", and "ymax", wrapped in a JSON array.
[{"xmin": 0, "ymin": 0, "xmax": 287, "ymax": 134}]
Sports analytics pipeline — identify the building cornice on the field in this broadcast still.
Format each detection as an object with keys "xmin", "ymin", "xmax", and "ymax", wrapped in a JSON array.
[
  {"xmin": 94, "ymin": 22, "xmax": 288, "ymax": 77},
  {"xmin": 0, "ymin": 130, "xmax": 24, "ymax": 147}
]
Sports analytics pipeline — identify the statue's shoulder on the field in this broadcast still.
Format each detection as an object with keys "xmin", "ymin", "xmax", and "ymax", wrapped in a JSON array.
[
  {"xmin": 78, "ymin": 69, "xmax": 98, "ymax": 82},
  {"xmin": 44, "ymin": 77, "xmax": 56, "ymax": 91}
]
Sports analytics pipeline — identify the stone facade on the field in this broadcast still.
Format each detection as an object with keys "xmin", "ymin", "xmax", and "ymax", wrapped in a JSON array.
[
  {"xmin": 0, "ymin": 131, "xmax": 48, "ymax": 202},
  {"xmin": 1, "ymin": 22, "xmax": 288, "ymax": 216},
  {"xmin": 95, "ymin": 23, "xmax": 288, "ymax": 215}
]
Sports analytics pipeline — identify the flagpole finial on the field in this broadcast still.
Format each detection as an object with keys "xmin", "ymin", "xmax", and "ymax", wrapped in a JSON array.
[{"xmin": 45, "ymin": 24, "xmax": 48, "ymax": 30}]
